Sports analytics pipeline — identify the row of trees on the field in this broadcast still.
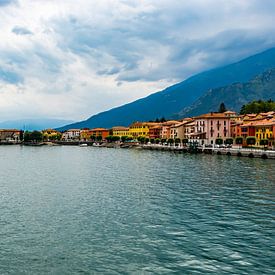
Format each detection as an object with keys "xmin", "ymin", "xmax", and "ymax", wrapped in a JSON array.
[
  {"xmin": 106, "ymin": 135, "xmax": 270, "ymax": 147},
  {"xmin": 105, "ymin": 135, "xmax": 189, "ymax": 145},
  {"xmin": 217, "ymin": 136, "xmax": 269, "ymax": 146},
  {"xmin": 216, "ymin": 100, "xmax": 275, "ymax": 115},
  {"xmin": 24, "ymin": 131, "xmax": 43, "ymax": 142},
  {"xmin": 240, "ymin": 99, "xmax": 275, "ymax": 114}
]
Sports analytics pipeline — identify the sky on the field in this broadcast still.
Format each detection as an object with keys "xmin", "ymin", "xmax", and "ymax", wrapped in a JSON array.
[{"xmin": 0, "ymin": 0, "xmax": 275, "ymax": 121}]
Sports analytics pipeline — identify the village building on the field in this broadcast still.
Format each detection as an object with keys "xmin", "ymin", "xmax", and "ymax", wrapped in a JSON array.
[
  {"xmin": 0, "ymin": 129, "xmax": 21, "ymax": 142},
  {"xmin": 80, "ymin": 129, "xmax": 94, "ymax": 141},
  {"xmin": 42, "ymin": 129, "xmax": 61, "ymax": 141},
  {"xmin": 112, "ymin": 127, "xmax": 130, "ymax": 138},
  {"xmin": 159, "ymin": 120, "xmax": 179, "ymax": 139},
  {"xmin": 189, "ymin": 112, "xmax": 232, "ymax": 145},
  {"xmin": 62, "ymin": 129, "xmax": 81, "ymax": 141},
  {"xmin": 90, "ymin": 128, "xmax": 109, "ymax": 140},
  {"xmin": 129, "ymin": 122, "xmax": 159, "ymax": 138}
]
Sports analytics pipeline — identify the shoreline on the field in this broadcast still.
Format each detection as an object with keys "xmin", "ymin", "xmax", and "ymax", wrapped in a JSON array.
[{"xmin": 1, "ymin": 141, "xmax": 275, "ymax": 159}]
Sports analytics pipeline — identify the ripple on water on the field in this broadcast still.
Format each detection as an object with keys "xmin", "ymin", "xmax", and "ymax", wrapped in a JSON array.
[{"xmin": 0, "ymin": 146, "xmax": 274, "ymax": 274}]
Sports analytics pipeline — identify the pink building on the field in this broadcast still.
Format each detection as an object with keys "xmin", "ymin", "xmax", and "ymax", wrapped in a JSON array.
[{"xmin": 191, "ymin": 112, "xmax": 232, "ymax": 145}]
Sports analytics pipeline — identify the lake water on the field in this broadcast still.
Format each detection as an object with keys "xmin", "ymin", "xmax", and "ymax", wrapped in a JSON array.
[{"xmin": 0, "ymin": 146, "xmax": 274, "ymax": 274}]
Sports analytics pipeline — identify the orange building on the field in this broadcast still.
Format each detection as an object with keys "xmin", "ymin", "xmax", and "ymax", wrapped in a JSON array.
[
  {"xmin": 80, "ymin": 129, "xmax": 94, "ymax": 141},
  {"xmin": 149, "ymin": 125, "xmax": 162, "ymax": 139},
  {"xmin": 90, "ymin": 128, "xmax": 110, "ymax": 140}
]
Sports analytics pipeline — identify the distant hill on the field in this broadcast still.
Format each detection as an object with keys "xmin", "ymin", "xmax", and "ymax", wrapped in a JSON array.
[
  {"xmin": 0, "ymin": 119, "xmax": 74, "ymax": 131},
  {"xmin": 175, "ymin": 69, "xmax": 275, "ymax": 117},
  {"xmin": 58, "ymin": 47, "xmax": 275, "ymax": 131}
]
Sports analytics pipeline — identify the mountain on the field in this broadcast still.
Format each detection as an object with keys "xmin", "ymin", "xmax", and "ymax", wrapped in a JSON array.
[
  {"xmin": 176, "ymin": 69, "xmax": 275, "ymax": 117},
  {"xmin": 0, "ymin": 119, "xmax": 74, "ymax": 131},
  {"xmin": 58, "ymin": 47, "xmax": 275, "ymax": 131}
]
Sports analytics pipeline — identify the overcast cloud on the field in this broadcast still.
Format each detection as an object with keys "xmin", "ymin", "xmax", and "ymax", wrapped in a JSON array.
[{"xmin": 0, "ymin": 0, "xmax": 275, "ymax": 121}]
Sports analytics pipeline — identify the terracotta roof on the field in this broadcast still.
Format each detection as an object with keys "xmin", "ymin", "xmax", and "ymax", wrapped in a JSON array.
[
  {"xmin": 91, "ymin": 128, "xmax": 109, "ymax": 131},
  {"xmin": 150, "ymin": 125, "xmax": 162, "ymax": 129},
  {"xmin": 251, "ymin": 119, "xmax": 275, "ymax": 127},
  {"xmin": 161, "ymin": 120, "xmax": 179, "ymax": 126},
  {"xmin": 130, "ymin": 122, "xmax": 159, "ymax": 127},
  {"xmin": 241, "ymin": 119, "xmax": 275, "ymax": 127},
  {"xmin": 0, "ymin": 129, "xmax": 20, "ymax": 132},
  {"xmin": 195, "ymin": 112, "xmax": 230, "ymax": 119}
]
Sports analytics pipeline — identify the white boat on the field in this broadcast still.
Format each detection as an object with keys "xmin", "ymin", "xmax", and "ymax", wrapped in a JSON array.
[{"xmin": 79, "ymin": 143, "xmax": 88, "ymax": 147}]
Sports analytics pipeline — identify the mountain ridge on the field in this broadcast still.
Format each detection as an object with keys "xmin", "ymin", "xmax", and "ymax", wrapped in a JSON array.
[
  {"xmin": 58, "ymin": 47, "xmax": 275, "ymax": 131},
  {"xmin": 175, "ymin": 68, "xmax": 275, "ymax": 118}
]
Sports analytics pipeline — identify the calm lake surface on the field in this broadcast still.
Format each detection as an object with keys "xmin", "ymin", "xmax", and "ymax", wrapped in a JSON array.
[{"xmin": 0, "ymin": 146, "xmax": 274, "ymax": 274}]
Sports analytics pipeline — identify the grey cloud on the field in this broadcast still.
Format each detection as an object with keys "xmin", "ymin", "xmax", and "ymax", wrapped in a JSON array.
[
  {"xmin": 50, "ymin": 1, "xmax": 275, "ymax": 85},
  {"xmin": 12, "ymin": 26, "xmax": 33, "ymax": 35}
]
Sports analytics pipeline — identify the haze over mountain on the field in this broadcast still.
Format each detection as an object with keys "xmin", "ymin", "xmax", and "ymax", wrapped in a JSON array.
[
  {"xmin": 0, "ymin": 119, "xmax": 74, "ymax": 131},
  {"xmin": 176, "ymin": 69, "xmax": 275, "ymax": 118},
  {"xmin": 58, "ymin": 48, "xmax": 275, "ymax": 131}
]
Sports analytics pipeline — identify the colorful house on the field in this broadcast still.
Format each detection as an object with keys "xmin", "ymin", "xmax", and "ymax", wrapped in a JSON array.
[
  {"xmin": 254, "ymin": 119, "xmax": 275, "ymax": 147},
  {"xmin": 80, "ymin": 129, "xmax": 94, "ymax": 141},
  {"xmin": 170, "ymin": 119, "xmax": 193, "ymax": 140},
  {"xmin": 160, "ymin": 120, "xmax": 179, "ymax": 139},
  {"xmin": 0, "ymin": 129, "xmax": 21, "ymax": 142},
  {"xmin": 62, "ymin": 129, "xmax": 81, "ymax": 141},
  {"xmin": 129, "ymin": 122, "xmax": 159, "ymax": 138},
  {"xmin": 90, "ymin": 128, "xmax": 109, "ymax": 140},
  {"xmin": 112, "ymin": 127, "xmax": 130, "ymax": 138},
  {"xmin": 42, "ymin": 129, "xmax": 61, "ymax": 141},
  {"xmin": 149, "ymin": 125, "xmax": 162, "ymax": 139},
  {"xmin": 191, "ymin": 112, "xmax": 232, "ymax": 145}
]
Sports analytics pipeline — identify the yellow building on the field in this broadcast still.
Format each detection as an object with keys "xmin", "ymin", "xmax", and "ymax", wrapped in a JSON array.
[
  {"xmin": 112, "ymin": 126, "xmax": 130, "ymax": 137},
  {"xmin": 80, "ymin": 129, "xmax": 94, "ymax": 141},
  {"xmin": 42, "ymin": 129, "xmax": 61, "ymax": 141},
  {"xmin": 254, "ymin": 119, "xmax": 275, "ymax": 147},
  {"xmin": 129, "ymin": 122, "xmax": 158, "ymax": 138}
]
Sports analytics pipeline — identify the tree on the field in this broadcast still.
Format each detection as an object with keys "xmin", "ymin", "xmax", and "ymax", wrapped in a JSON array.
[
  {"xmin": 106, "ymin": 135, "xmax": 113, "ymax": 142},
  {"xmin": 126, "ymin": 136, "xmax": 133, "ymax": 142},
  {"xmin": 225, "ymin": 138, "xmax": 233, "ymax": 145},
  {"xmin": 167, "ymin": 138, "xmax": 174, "ymax": 144},
  {"xmin": 240, "ymin": 99, "xmax": 275, "ymax": 114},
  {"xmin": 246, "ymin": 136, "xmax": 256, "ymax": 146},
  {"xmin": 19, "ymin": 130, "xmax": 24, "ymax": 141},
  {"xmin": 218, "ymin": 102, "xmax": 227, "ymax": 113},
  {"xmin": 24, "ymin": 131, "xmax": 42, "ymax": 142},
  {"xmin": 235, "ymin": 137, "xmax": 243, "ymax": 145},
  {"xmin": 215, "ymin": 138, "xmax": 223, "ymax": 145},
  {"xmin": 175, "ymin": 138, "xmax": 181, "ymax": 145},
  {"xmin": 161, "ymin": 138, "xmax": 166, "ymax": 144},
  {"xmin": 182, "ymin": 138, "xmax": 188, "ymax": 145},
  {"xmin": 155, "ymin": 138, "xmax": 160, "ymax": 144},
  {"xmin": 137, "ymin": 136, "xmax": 145, "ymax": 144},
  {"xmin": 259, "ymin": 139, "xmax": 268, "ymax": 147},
  {"xmin": 150, "ymin": 138, "xmax": 155, "ymax": 144},
  {"xmin": 30, "ymin": 131, "xmax": 43, "ymax": 142},
  {"xmin": 121, "ymin": 136, "xmax": 127, "ymax": 142},
  {"xmin": 24, "ymin": 131, "xmax": 31, "ymax": 142},
  {"xmin": 145, "ymin": 138, "xmax": 150, "ymax": 144},
  {"xmin": 96, "ymin": 135, "xmax": 102, "ymax": 142}
]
